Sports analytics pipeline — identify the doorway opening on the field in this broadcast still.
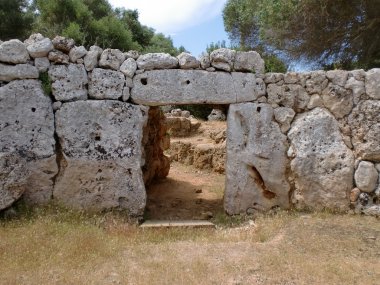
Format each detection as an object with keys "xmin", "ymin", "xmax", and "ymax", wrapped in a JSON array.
[{"xmin": 143, "ymin": 105, "xmax": 228, "ymax": 221}]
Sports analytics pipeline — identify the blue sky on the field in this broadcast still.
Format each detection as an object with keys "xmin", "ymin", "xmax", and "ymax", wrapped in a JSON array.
[{"xmin": 108, "ymin": 0, "xmax": 229, "ymax": 57}]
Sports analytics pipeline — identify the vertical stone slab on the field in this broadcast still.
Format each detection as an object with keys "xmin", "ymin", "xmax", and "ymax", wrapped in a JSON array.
[
  {"xmin": 0, "ymin": 80, "xmax": 57, "ymax": 208},
  {"xmin": 54, "ymin": 101, "xmax": 148, "ymax": 216},
  {"xmin": 225, "ymin": 103, "xmax": 291, "ymax": 214},
  {"xmin": 288, "ymin": 108, "xmax": 354, "ymax": 210}
]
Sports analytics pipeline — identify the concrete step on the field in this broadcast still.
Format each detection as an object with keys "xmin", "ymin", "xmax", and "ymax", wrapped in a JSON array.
[{"xmin": 140, "ymin": 220, "xmax": 216, "ymax": 229}]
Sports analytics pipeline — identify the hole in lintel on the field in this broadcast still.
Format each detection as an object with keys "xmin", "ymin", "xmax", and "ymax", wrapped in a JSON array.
[
  {"xmin": 141, "ymin": 78, "xmax": 148, "ymax": 85},
  {"xmin": 256, "ymin": 107, "xmax": 261, "ymax": 113},
  {"xmin": 31, "ymin": 107, "xmax": 36, "ymax": 112},
  {"xmin": 186, "ymin": 80, "xmax": 191, "ymax": 85},
  {"xmin": 95, "ymin": 135, "xmax": 101, "ymax": 141}
]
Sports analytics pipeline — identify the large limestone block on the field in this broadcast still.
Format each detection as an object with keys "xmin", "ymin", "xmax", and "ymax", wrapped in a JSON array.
[
  {"xmin": 0, "ymin": 63, "xmax": 38, "ymax": 82},
  {"xmin": 267, "ymin": 84, "xmax": 309, "ymax": 111},
  {"xmin": 54, "ymin": 101, "xmax": 148, "ymax": 215},
  {"xmin": 99, "ymin": 49, "xmax": 125, "ymax": 70},
  {"xmin": 326, "ymin": 70, "xmax": 348, "ymax": 87},
  {"xmin": 52, "ymin": 36, "xmax": 75, "ymax": 53},
  {"xmin": 0, "ymin": 39, "xmax": 30, "ymax": 64},
  {"xmin": 225, "ymin": 103, "xmax": 291, "ymax": 214},
  {"xmin": 365, "ymin": 68, "xmax": 380, "ymax": 99},
  {"xmin": 349, "ymin": 100, "xmax": 380, "ymax": 161},
  {"xmin": 48, "ymin": 64, "xmax": 88, "ymax": 101},
  {"xmin": 26, "ymin": 37, "xmax": 54, "ymax": 58},
  {"xmin": 136, "ymin": 53, "xmax": 178, "ymax": 70},
  {"xmin": 131, "ymin": 70, "xmax": 259, "ymax": 106},
  {"xmin": 22, "ymin": 156, "xmax": 58, "ymax": 204},
  {"xmin": 354, "ymin": 161, "xmax": 378, "ymax": 193},
  {"xmin": 120, "ymin": 58, "xmax": 137, "ymax": 78},
  {"xmin": 84, "ymin": 46, "xmax": 102, "ymax": 71},
  {"xmin": 321, "ymin": 83, "xmax": 353, "ymax": 118},
  {"xmin": 234, "ymin": 51, "xmax": 265, "ymax": 74},
  {"xmin": 88, "ymin": 68, "xmax": 125, "ymax": 100},
  {"xmin": 0, "ymin": 80, "xmax": 55, "ymax": 156},
  {"xmin": 69, "ymin": 46, "xmax": 87, "ymax": 63},
  {"xmin": 288, "ymin": 108, "xmax": 354, "ymax": 210},
  {"xmin": 177, "ymin": 52, "xmax": 200, "ymax": 69},
  {"xmin": 0, "ymin": 80, "xmax": 57, "ymax": 208},
  {"xmin": 210, "ymin": 48, "xmax": 236, "ymax": 72},
  {"xmin": 0, "ymin": 153, "xmax": 29, "ymax": 210}
]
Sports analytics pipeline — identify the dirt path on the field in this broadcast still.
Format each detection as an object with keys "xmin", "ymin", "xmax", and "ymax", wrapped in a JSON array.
[{"xmin": 145, "ymin": 161, "xmax": 225, "ymax": 220}]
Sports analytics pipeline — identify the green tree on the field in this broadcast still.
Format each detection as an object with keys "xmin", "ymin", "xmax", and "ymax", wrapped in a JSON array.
[
  {"xmin": 143, "ymin": 33, "xmax": 181, "ymax": 56},
  {"xmin": 223, "ymin": 0, "xmax": 380, "ymax": 69},
  {"xmin": 0, "ymin": 0, "xmax": 34, "ymax": 40}
]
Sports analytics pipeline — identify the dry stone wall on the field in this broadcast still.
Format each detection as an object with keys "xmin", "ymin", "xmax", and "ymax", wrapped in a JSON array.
[{"xmin": 0, "ymin": 34, "xmax": 379, "ymax": 217}]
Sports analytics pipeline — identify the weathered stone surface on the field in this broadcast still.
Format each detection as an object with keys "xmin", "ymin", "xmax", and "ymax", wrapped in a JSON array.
[
  {"xmin": 89, "ymin": 68, "xmax": 125, "ymax": 100},
  {"xmin": 120, "ymin": 58, "xmax": 137, "ymax": 78},
  {"xmin": 321, "ymin": 83, "xmax": 353, "ymax": 118},
  {"xmin": 136, "ymin": 53, "xmax": 178, "ymax": 70},
  {"xmin": 0, "ymin": 63, "xmax": 38, "ymax": 81},
  {"xmin": 354, "ymin": 161, "xmax": 378, "ymax": 193},
  {"xmin": 177, "ymin": 52, "xmax": 200, "ymax": 69},
  {"xmin": 284, "ymin": 72, "xmax": 300, "ymax": 84},
  {"xmin": 255, "ymin": 78, "xmax": 266, "ymax": 97},
  {"xmin": 142, "ymin": 107, "xmax": 170, "ymax": 185},
  {"xmin": 24, "ymin": 33, "xmax": 44, "ymax": 45},
  {"xmin": 125, "ymin": 50, "xmax": 139, "ymax": 60},
  {"xmin": 350, "ymin": 188, "xmax": 361, "ymax": 202},
  {"xmin": 361, "ymin": 205, "xmax": 380, "ymax": 217},
  {"xmin": 326, "ymin": 70, "xmax": 348, "ymax": 87},
  {"xmin": 232, "ymin": 72, "xmax": 261, "ymax": 102},
  {"xmin": 288, "ymin": 108, "xmax": 354, "ymax": 210},
  {"xmin": 54, "ymin": 101, "xmax": 148, "ymax": 215},
  {"xmin": 199, "ymin": 53, "xmax": 211, "ymax": 69},
  {"xmin": 0, "ymin": 80, "xmax": 57, "ymax": 208},
  {"xmin": 48, "ymin": 50, "xmax": 69, "ymax": 64},
  {"xmin": 208, "ymin": 109, "xmax": 226, "ymax": 121},
  {"xmin": 307, "ymin": 94, "xmax": 324, "ymax": 109},
  {"xmin": 48, "ymin": 64, "xmax": 88, "ymax": 101},
  {"xmin": 52, "ymin": 36, "xmax": 75, "ymax": 53},
  {"xmin": 131, "ymin": 70, "xmax": 259, "ymax": 105},
  {"xmin": 34, "ymin": 57, "xmax": 50, "ymax": 72},
  {"xmin": 365, "ymin": 68, "xmax": 380, "ymax": 99},
  {"xmin": 84, "ymin": 48, "xmax": 102, "ymax": 71},
  {"xmin": 274, "ymin": 107, "xmax": 295, "ymax": 133},
  {"xmin": 0, "ymin": 80, "xmax": 55, "ymax": 156},
  {"xmin": 349, "ymin": 100, "xmax": 380, "ymax": 161},
  {"xmin": 0, "ymin": 153, "xmax": 29, "ymax": 210},
  {"xmin": 225, "ymin": 103, "xmax": 291, "ymax": 214},
  {"xmin": 345, "ymin": 77, "xmax": 365, "ymax": 103},
  {"xmin": 267, "ymin": 84, "xmax": 309, "ymax": 111},
  {"xmin": 234, "ymin": 51, "xmax": 265, "ymax": 74},
  {"xmin": 69, "ymin": 46, "xmax": 87, "ymax": 63},
  {"xmin": 264, "ymin": 73, "xmax": 284, "ymax": 84},
  {"xmin": 26, "ymin": 37, "xmax": 53, "ymax": 58},
  {"xmin": 0, "ymin": 39, "xmax": 30, "ymax": 64},
  {"xmin": 99, "ymin": 49, "xmax": 125, "ymax": 70},
  {"xmin": 23, "ymin": 156, "xmax": 58, "ymax": 204},
  {"xmin": 306, "ymin": 71, "xmax": 328, "ymax": 94},
  {"xmin": 210, "ymin": 48, "xmax": 236, "ymax": 72}
]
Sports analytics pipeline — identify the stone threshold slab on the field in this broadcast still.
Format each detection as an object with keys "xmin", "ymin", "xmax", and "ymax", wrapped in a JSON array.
[{"xmin": 140, "ymin": 220, "xmax": 216, "ymax": 229}]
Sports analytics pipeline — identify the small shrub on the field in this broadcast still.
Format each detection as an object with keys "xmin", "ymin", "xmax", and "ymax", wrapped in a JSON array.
[{"xmin": 38, "ymin": 72, "xmax": 52, "ymax": 95}]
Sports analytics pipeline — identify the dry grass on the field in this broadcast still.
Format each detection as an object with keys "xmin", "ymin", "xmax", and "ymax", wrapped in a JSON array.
[{"xmin": 0, "ymin": 205, "xmax": 379, "ymax": 285}]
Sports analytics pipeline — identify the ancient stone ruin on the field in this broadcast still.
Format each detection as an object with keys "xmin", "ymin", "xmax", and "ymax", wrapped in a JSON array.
[{"xmin": 1, "ymin": 34, "xmax": 380, "ymax": 217}]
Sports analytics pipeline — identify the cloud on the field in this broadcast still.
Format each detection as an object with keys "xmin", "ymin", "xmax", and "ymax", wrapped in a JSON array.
[{"xmin": 108, "ymin": 0, "xmax": 227, "ymax": 35}]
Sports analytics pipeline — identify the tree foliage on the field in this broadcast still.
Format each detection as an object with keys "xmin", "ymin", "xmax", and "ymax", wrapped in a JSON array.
[
  {"xmin": 2, "ymin": 0, "xmax": 182, "ymax": 54},
  {"xmin": 0, "ymin": 0, "xmax": 34, "ymax": 40},
  {"xmin": 223, "ymin": 0, "xmax": 380, "ymax": 69}
]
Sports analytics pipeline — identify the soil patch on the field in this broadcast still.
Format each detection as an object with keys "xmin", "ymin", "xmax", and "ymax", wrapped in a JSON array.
[{"xmin": 145, "ymin": 161, "xmax": 225, "ymax": 220}]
